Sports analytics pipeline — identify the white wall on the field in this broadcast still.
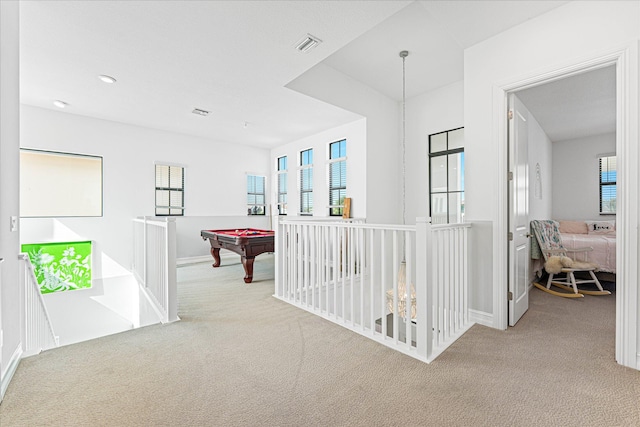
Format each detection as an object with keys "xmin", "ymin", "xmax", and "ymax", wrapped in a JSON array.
[
  {"xmin": 20, "ymin": 106, "xmax": 271, "ymax": 273},
  {"xmin": 270, "ymin": 118, "xmax": 366, "ymax": 219},
  {"xmin": 405, "ymin": 80, "xmax": 464, "ymax": 223},
  {"xmin": 523, "ymin": 98, "xmax": 553, "ymax": 221},
  {"xmin": 287, "ymin": 64, "xmax": 399, "ymax": 224},
  {"xmin": 552, "ymin": 133, "xmax": 616, "ymax": 221},
  {"xmin": 464, "ymin": 0, "xmax": 639, "ymax": 331},
  {"xmin": 0, "ymin": 0, "xmax": 22, "ymax": 401}
]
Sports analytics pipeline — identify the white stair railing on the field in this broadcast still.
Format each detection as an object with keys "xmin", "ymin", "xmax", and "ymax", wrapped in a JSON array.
[
  {"xmin": 132, "ymin": 217, "xmax": 179, "ymax": 323},
  {"xmin": 19, "ymin": 254, "xmax": 59, "ymax": 357},
  {"xmin": 275, "ymin": 217, "xmax": 473, "ymax": 363}
]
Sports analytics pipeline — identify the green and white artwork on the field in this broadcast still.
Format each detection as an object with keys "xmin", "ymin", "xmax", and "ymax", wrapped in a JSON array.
[{"xmin": 22, "ymin": 241, "xmax": 92, "ymax": 294}]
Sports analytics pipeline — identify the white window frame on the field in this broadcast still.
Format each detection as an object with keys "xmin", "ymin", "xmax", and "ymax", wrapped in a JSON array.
[
  {"xmin": 276, "ymin": 156, "xmax": 288, "ymax": 215},
  {"xmin": 155, "ymin": 162, "xmax": 185, "ymax": 216},
  {"xmin": 328, "ymin": 139, "xmax": 347, "ymax": 216},
  {"xmin": 598, "ymin": 154, "xmax": 617, "ymax": 215},
  {"xmin": 428, "ymin": 127, "xmax": 465, "ymax": 225},
  {"xmin": 299, "ymin": 148, "xmax": 313, "ymax": 216},
  {"xmin": 247, "ymin": 174, "xmax": 266, "ymax": 216}
]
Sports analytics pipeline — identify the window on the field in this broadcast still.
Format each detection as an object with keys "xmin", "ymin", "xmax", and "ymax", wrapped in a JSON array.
[
  {"xmin": 599, "ymin": 155, "xmax": 616, "ymax": 214},
  {"xmin": 429, "ymin": 127, "xmax": 464, "ymax": 224},
  {"xmin": 247, "ymin": 175, "xmax": 266, "ymax": 215},
  {"xmin": 277, "ymin": 156, "xmax": 288, "ymax": 215},
  {"xmin": 20, "ymin": 149, "xmax": 103, "ymax": 217},
  {"xmin": 329, "ymin": 139, "xmax": 347, "ymax": 216},
  {"xmin": 155, "ymin": 164, "xmax": 184, "ymax": 216},
  {"xmin": 300, "ymin": 149, "xmax": 313, "ymax": 215}
]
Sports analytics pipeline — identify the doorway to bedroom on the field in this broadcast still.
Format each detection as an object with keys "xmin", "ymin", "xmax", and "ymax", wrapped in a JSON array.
[{"xmin": 507, "ymin": 64, "xmax": 618, "ymax": 332}]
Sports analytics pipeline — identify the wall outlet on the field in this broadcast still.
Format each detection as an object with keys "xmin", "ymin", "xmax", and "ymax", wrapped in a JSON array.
[{"xmin": 10, "ymin": 216, "xmax": 18, "ymax": 232}]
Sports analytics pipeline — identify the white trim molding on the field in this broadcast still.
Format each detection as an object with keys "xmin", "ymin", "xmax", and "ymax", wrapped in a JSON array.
[
  {"xmin": 469, "ymin": 309, "xmax": 493, "ymax": 328},
  {"xmin": 1, "ymin": 343, "xmax": 22, "ymax": 401},
  {"xmin": 494, "ymin": 41, "xmax": 639, "ymax": 369}
]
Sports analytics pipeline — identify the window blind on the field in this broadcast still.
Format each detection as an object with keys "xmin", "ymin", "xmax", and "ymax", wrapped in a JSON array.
[
  {"xmin": 599, "ymin": 156, "xmax": 617, "ymax": 214},
  {"xmin": 155, "ymin": 164, "xmax": 184, "ymax": 216}
]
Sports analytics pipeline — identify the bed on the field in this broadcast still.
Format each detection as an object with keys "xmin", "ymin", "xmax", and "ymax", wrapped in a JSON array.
[{"xmin": 531, "ymin": 220, "xmax": 616, "ymax": 276}]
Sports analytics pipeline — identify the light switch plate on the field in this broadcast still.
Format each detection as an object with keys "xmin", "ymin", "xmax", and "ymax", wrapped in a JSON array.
[{"xmin": 10, "ymin": 216, "xmax": 18, "ymax": 232}]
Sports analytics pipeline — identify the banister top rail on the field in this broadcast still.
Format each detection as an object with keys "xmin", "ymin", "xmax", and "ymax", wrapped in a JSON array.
[
  {"xmin": 278, "ymin": 218, "xmax": 472, "ymax": 232},
  {"xmin": 431, "ymin": 223, "xmax": 472, "ymax": 230},
  {"xmin": 133, "ymin": 216, "xmax": 175, "ymax": 226},
  {"xmin": 278, "ymin": 219, "xmax": 415, "ymax": 232}
]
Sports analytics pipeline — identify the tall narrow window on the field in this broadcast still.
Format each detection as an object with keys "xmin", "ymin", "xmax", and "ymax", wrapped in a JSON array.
[
  {"xmin": 300, "ymin": 148, "xmax": 313, "ymax": 215},
  {"xmin": 247, "ymin": 175, "xmax": 266, "ymax": 215},
  {"xmin": 155, "ymin": 164, "xmax": 184, "ymax": 216},
  {"xmin": 599, "ymin": 155, "xmax": 617, "ymax": 214},
  {"xmin": 329, "ymin": 139, "xmax": 347, "ymax": 216},
  {"xmin": 429, "ymin": 127, "xmax": 464, "ymax": 224},
  {"xmin": 277, "ymin": 156, "xmax": 288, "ymax": 215}
]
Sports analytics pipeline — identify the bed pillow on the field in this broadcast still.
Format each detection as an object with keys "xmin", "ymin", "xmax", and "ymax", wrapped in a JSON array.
[
  {"xmin": 558, "ymin": 220, "xmax": 588, "ymax": 234},
  {"xmin": 585, "ymin": 220, "xmax": 616, "ymax": 234}
]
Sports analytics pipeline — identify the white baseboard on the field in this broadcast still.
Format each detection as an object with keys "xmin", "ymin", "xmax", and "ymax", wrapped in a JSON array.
[
  {"xmin": 177, "ymin": 252, "xmax": 237, "ymax": 266},
  {"xmin": 177, "ymin": 255, "xmax": 212, "ymax": 266},
  {"xmin": 1, "ymin": 343, "xmax": 23, "ymax": 402},
  {"xmin": 469, "ymin": 309, "xmax": 493, "ymax": 328}
]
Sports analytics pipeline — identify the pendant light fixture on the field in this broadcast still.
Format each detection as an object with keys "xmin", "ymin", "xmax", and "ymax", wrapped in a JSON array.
[{"xmin": 397, "ymin": 50, "xmax": 415, "ymax": 320}]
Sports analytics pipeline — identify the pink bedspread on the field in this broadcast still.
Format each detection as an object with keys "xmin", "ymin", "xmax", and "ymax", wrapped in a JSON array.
[{"xmin": 560, "ymin": 233, "xmax": 616, "ymax": 273}]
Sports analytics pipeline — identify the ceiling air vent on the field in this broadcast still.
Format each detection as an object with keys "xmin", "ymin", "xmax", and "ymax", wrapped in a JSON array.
[
  {"xmin": 294, "ymin": 34, "xmax": 322, "ymax": 53},
  {"xmin": 192, "ymin": 108, "xmax": 210, "ymax": 116}
]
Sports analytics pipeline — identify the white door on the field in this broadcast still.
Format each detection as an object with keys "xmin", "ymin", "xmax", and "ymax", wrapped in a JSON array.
[{"xmin": 508, "ymin": 94, "xmax": 529, "ymax": 326}]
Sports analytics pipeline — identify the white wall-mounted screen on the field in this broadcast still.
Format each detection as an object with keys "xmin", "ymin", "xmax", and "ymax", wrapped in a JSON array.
[{"xmin": 20, "ymin": 149, "xmax": 103, "ymax": 217}]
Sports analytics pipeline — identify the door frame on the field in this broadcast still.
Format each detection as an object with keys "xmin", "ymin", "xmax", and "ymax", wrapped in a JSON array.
[{"xmin": 493, "ymin": 42, "xmax": 639, "ymax": 369}]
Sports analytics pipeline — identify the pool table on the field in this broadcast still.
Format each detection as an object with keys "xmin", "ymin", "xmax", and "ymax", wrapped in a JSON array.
[{"xmin": 201, "ymin": 228, "xmax": 275, "ymax": 283}]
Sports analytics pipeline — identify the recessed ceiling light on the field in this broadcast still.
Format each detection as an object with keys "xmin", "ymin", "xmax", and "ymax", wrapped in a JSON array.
[
  {"xmin": 53, "ymin": 100, "xmax": 67, "ymax": 108},
  {"xmin": 98, "ymin": 74, "xmax": 117, "ymax": 84},
  {"xmin": 294, "ymin": 34, "xmax": 322, "ymax": 53},
  {"xmin": 192, "ymin": 108, "xmax": 210, "ymax": 116}
]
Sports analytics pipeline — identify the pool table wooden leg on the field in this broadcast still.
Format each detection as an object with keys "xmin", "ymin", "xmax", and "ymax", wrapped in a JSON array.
[
  {"xmin": 242, "ymin": 256, "xmax": 255, "ymax": 283},
  {"xmin": 210, "ymin": 247, "xmax": 221, "ymax": 268}
]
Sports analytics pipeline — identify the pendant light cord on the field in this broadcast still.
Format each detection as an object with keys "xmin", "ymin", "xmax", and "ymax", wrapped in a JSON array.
[
  {"xmin": 401, "ymin": 52, "xmax": 406, "ymax": 227},
  {"xmin": 399, "ymin": 50, "xmax": 408, "ymax": 263}
]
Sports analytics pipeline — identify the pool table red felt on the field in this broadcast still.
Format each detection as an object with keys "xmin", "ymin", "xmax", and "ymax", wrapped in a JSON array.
[{"xmin": 201, "ymin": 228, "xmax": 274, "ymax": 283}]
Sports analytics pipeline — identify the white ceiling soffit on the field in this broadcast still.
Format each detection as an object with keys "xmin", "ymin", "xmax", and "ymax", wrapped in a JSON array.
[
  {"xmin": 321, "ymin": 2, "xmax": 464, "ymax": 101},
  {"xmin": 516, "ymin": 65, "xmax": 617, "ymax": 142},
  {"xmin": 419, "ymin": 0, "xmax": 571, "ymax": 49},
  {"xmin": 19, "ymin": 1, "xmax": 409, "ymax": 148},
  {"xmin": 320, "ymin": 1, "xmax": 569, "ymax": 101}
]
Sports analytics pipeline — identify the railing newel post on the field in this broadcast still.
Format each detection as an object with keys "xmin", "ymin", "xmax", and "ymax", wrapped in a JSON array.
[{"xmin": 415, "ymin": 217, "xmax": 430, "ymax": 359}]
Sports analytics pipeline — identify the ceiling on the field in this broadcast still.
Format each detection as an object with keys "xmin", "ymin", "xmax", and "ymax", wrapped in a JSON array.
[
  {"xmin": 20, "ymin": 0, "xmax": 574, "ymax": 149},
  {"xmin": 516, "ymin": 65, "xmax": 617, "ymax": 142}
]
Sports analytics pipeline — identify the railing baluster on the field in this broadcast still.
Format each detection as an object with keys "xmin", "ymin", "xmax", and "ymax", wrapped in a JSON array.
[
  {"xmin": 405, "ymin": 231, "xmax": 413, "ymax": 347},
  {"xmin": 20, "ymin": 255, "xmax": 58, "ymax": 357},
  {"xmin": 369, "ymin": 229, "xmax": 375, "ymax": 334},
  {"xmin": 349, "ymin": 226, "xmax": 354, "ymax": 324},
  {"xmin": 380, "ymin": 230, "xmax": 387, "ymax": 340},
  {"xmin": 359, "ymin": 227, "xmax": 365, "ymax": 330},
  {"xmin": 131, "ymin": 218, "xmax": 177, "ymax": 324},
  {"xmin": 273, "ymin": 219, "xmax": 473, "ymax": 364}
]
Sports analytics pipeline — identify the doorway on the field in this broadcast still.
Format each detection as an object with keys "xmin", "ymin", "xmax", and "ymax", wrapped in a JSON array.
[
  {"xmin": 508, "ymin": 65, "xmax": 617, "ymax": 326},
  {"xmin": 497, "ymin": 44, "xmax": 639, "ymax": 369}
]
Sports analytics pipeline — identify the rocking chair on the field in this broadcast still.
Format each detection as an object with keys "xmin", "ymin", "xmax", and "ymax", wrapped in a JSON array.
[{"xmin": 530, "ymin": 220, "xmax": 610, "ymax": 298}]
